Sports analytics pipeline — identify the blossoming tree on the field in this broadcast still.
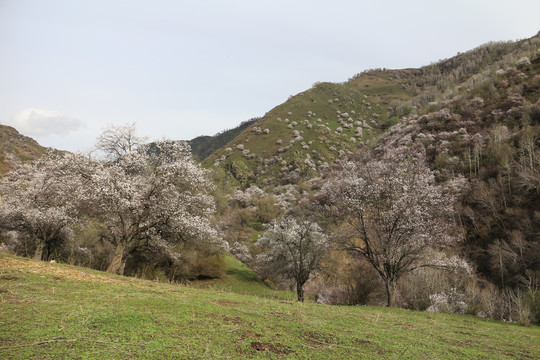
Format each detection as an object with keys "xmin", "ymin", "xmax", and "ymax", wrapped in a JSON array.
[
  {"xmin": 91, "ymin": 125, "xmax": 220, "ymax": 274},
  {"xmin": 321, "ymin": 147, "xmax": 463, "ymax": 307},
  {"xmin": 1, "ymin": 124, "xmax": 223, "ymax": 276},
  {"xmin": 0, "ymin": 151, "xmax": 89, "ymax": 260},
  {"xmin": 257, "ymin": 217, "xmax": 328, "ymax": 302}
]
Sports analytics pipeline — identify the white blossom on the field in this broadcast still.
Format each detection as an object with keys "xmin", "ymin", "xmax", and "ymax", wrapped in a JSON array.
[
  {"xmin": 320, "ymin": 147, "xmax": 462, "ymax": 306},
  {"xmin": 257, "ymin": 218, "xmax": 329, "ymax": 302}
]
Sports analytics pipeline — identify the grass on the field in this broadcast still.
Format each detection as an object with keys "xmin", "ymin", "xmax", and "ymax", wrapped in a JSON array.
[
  {"xmin": 1, "ymin": 253, "xmax": 539, "ymax": 359},
  {"xmin": 347, "ymin": 70, "xmax": 416, "ymax": 105},
  {"xmin": 189, "ymin": 254, "xmax": 295, "ymax": 301}
]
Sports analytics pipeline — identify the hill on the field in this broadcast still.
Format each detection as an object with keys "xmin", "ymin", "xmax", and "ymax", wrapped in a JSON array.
[
  {"xmin": 200, "ymin": 32, "xmax": 540, "ymax": 314},
  {"xmin": 348, "ymin": 34, "xmax": 540, "ymax": 115},
  {"xmin": 204, "ymin": 82, "xmax": 389, "ymax": 188},
  {"xmin": 203, "ymin": 34, "xmax": 540, "ymax": 190},
  {"xmin": 188, "ymin": 118, "xmax": 260, "ymax": 161},
  {"xmin": 1, "ymin": 253, "xmax": 538, "ymax": 359},
  {"xmin": 0, "ymin": 124, "xmax": 47, "ymax": 174}
]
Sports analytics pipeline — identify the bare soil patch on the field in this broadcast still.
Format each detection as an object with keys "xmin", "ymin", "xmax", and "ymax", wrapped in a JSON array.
[
  {"xmin": 0, "ymin": 276, "xmax": 19, "ymax": 281},
  {"xmin": 211, "ymin": 299, "xmax": 240, "ymax": 306},
  {"xmin": 250, "ymin": 341, "xmax": 293, "ymax": 354}
]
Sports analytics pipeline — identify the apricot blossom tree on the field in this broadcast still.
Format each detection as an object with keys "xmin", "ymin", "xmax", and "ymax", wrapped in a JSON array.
[
  {"xmin": 320, "ymin": 147, "xmax": 464, "ymax": 307},
  {"xmin": 257, "ymin": 217, "xmax": 328, "ymax": 302},
  {"xmin": 0, "ymin": 151, "xmax": 90, "ymax": 260},
  {"xmin": 91, "ymin": 139, "xmax": 220, "ymax": 275}
]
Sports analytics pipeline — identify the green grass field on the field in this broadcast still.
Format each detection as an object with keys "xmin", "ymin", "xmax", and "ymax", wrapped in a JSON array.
[
  {"xmin": 188, "ymin": 255, "xmax": 295, "ymax": 301},
  {"xmin": 1, "ymin": 254, "xmax": 539, "ymax": 359}
]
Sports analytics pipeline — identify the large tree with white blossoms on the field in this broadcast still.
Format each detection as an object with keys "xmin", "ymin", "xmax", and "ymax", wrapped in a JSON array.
[
  {"xmin": 320, "ymin": 147, "xmax": 464, "ymax": 307},
  {"xmin": 257, "ymin": 216, "xmax": 329, "ymax": 302},
  {"xmin": 91, "ymin": 124, "xmax": 221, "ymax": 275},
  {"xmin": 0, "ymin": 124, "xmax": 222, "ymax": 276},
  {"xmin": 0, "ymin": 151, "xmax": 90, "ymax": 260}
]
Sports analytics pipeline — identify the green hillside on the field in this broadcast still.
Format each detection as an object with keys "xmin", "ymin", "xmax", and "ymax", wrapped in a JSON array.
[
  {"xmin": 189, "ymin": 118, "xmax": 259, "ymax": 161},
  {"xmin": 203, "ymin": 35, "xmax": 540, "ymax": 189},
  {"xmin": 346, "ymin": 68, "xmax": 418, "ymax": 106},
  {"xmin": 1, "ymin": 254, "xmax": 538, "ymax": 360},
  {"xmin": 205, "ymin": 82, "xmax": 389, "ymax": 188},
  {"xmin": 188, "ymin": 254, "xmax": 295, "ymax": 301}
]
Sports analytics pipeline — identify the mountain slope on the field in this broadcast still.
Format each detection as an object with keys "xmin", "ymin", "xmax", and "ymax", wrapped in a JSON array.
[
  {"xmin": 189, "ymin": 118, "xmax": 259, "ymax": 161},
  {"xmin": 204, "ymin": 82, "xmax": 389, "ymax": 187},
  {"xmin": 0, "ymin": 124, "xmax": 47, "ymax": 174},
  {"xmin": 203, "ymin": 34, "xmax": 539, "ymax": 189},
  {"xmin": 349, "ymin": 34, "xmax": 540, "ymax": 116}
]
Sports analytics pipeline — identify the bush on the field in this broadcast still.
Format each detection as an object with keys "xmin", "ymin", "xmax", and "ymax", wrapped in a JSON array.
[{"xmin": 380, "ymin": 116, "xmax": 399, "ymax": 130}]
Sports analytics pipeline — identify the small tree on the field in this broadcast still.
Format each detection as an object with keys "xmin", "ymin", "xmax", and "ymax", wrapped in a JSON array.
[
  {"xmin": 321, "ymin": 147, "xmax": 463, "ymax": 307},
  {"xmin": 257, "ymin": 217, "xmax": 328, "ymax": 302},
  {"xmin": 95, "ymin": 122, "xmax": 147, "ymax": 160}
]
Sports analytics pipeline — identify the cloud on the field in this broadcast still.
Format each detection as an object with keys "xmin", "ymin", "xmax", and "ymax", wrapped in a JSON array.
[{"xmin": 8, "ymin": 108, "xmax": 84, "ymax": 136}]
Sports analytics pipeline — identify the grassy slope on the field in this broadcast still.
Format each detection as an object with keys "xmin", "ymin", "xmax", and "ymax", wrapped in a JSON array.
[
  {"xmin": 189, "ymin": 118, "xmax": 259, "ymax": 161},
  {"xmin": 1, "ymin": 254, "xmax": 538, "ymax": 360},
  {"xmin": 346, "ymin": 69, "xmax": 418, "ymax": 106},
  {"xmin": 189, "ymin": 254, "xmax": 295, "ymax": 301},
  {"xmin": 204, "ymin": 82, "xmax": 388, "ymax": 187}
]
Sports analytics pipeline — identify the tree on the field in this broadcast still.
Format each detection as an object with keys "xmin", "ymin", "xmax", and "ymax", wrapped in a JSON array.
[
  {"xmin": 91, "ymin": 138, "xmax": 221, "ymax": 275},
  {"xmin": 320, "ymin": 147, "xmax": 463, "ymax": 307},
  {"xmin": 95, "ymin": 122, "xmax": 147, "ymax": 160},
  {"xmin": 0, "ymin": 151, "xmax": 89, "ymax": 260},
  {"xmin": 256, "ymin": 217, "xmax": 328, "ymax": 302}
]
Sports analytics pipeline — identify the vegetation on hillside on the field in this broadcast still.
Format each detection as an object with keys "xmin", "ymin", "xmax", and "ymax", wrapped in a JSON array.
[
  {"xmin": 189, "ymin": 117, "xmax": 260, "ymax": 161},
  {"xmin": 204, "ymin": 82, "xmax": 389, "ymax": 188},
  {"xmin": 0, "ymin": 124, "xmax": 46, "ymax": 174},
  {"xmin": 209, "ymin": 32, "xmax": 540, "ymax": 324}
]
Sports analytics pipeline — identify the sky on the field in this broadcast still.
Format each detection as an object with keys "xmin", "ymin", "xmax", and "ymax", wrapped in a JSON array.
[{"xmin": 0, "ymin": 0, "xmax": 539, "ymax": 152}]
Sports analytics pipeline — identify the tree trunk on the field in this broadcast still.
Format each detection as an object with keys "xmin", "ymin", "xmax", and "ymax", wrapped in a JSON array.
[
  {"xmin": 33, "ymin": 242, "xmax": 45, "ymax": 261},
  {"xmin": 296, "ymin": 282, "xmax": 304, "ymax": 302},
  {"xmin": 107, "ymin": 243, "xmax": 126, "ymax": 275},
  {"xmin": 386, "ymin": 280, "xmax": 397, "ymax": 307}
]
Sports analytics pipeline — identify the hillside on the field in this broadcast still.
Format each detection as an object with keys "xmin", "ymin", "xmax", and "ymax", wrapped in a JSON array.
[
  {"xmin": 369, "ymin": 42, "xmax": 540, "ymax": 289},
  {"xmin": 204, "ymin": 82, "xmax": 389, "ymax": 188},
  {"xmin": 350, "ymin": 35, "xmax": 540, "ymax": 117},
  {"xmin": 204, "ymin": 34, "xmax": 540, "ymax": 191},
  {"xmin": 199, "ymin": 32, "xmax": 540, "ymax": 314},
  {"xmin": 0, "ymin": 124, "xmax": 47, "ymax": 174},
  {"xmin": 1, "ymin": 253, "xmax": 538, "ymax": 359},
  {"xmin": 189, "ymin": 118, "xmax": 260, "ymax": 161}
]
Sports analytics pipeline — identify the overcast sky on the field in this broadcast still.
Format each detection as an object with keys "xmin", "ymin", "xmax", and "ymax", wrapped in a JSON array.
[{"xmin": 1, "ymin": 0, "xmax": 539, "ymax": 151}]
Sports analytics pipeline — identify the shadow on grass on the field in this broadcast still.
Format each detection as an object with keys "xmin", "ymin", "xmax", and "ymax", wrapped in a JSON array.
[{"xmin": 226, "ymin": 268, "xmax": 264, "ymax": 284}]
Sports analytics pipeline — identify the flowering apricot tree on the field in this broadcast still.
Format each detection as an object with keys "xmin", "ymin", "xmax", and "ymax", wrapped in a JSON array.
[
  {"xmin": 257, "ymin": 217, "xmax": 328, "ymax": 302},
  {"xmin": 321, "ymin": 147, "xmax": 463, "ymax": 307},
  {"xmin": 92, "ymin": 138, "xmax": 220, "ymax": 275},
  {"xmin": 0, "ymin": 151, "xmax": 90, "ymax": 260},
  {"xmin": 0, "ymin": 124, "xmax": 222, "ymax": 275}
]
